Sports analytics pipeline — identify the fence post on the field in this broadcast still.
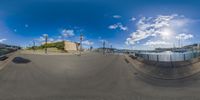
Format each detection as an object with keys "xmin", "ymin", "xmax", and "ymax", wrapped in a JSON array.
[
  {"xmin": 184, "ymin": 54, "xmax": 186, "ymax": 61},
  {"xmin": 170, "ymin": 54, "xmax": 172, "ymax": 62},
  {"xmin": 199, "ymin": 51, "xmax": 200, "ymax": 57},
  {"xmin": 157, "ymin": 55, "xmax": 159, "ymax": 62}
]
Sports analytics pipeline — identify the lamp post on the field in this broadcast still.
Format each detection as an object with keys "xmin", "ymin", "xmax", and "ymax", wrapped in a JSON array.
[
  {"xmin": 110, "ymin": 44, "xmax": 112, "ymax": 53},
  {"xmin": 80, "ymin": 34, "xmax": 83, "ymax": 56},
  {"xmin": 33, "ymin": 40, "xmax": 35, "ymax": 52},
  {"xmin": 43, "ymin": 34, "xmax": 48, "ymax": 54},
  {"xmin": 103, "ymin": 40, "xmax": 105, "ymax": 55},
  {"xmin": 90, "ymin": 46, "xmax": 93, "ymax": 52}
]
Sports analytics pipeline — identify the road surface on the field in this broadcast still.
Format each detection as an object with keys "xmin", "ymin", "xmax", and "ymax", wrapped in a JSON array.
[{"xmin": 1, "ymin": 52, "xmax": 200, "ymax": 100}]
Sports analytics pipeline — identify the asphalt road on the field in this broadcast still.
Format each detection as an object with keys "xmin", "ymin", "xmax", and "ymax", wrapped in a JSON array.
[{"xmin": 1, "ymin": 52, "xmax": 200, "ymax": 100}]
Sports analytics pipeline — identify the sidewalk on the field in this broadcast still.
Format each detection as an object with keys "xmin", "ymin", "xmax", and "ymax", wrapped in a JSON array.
[{"xmin": 125, "ymin": 54, "xmax": 200, "ymax": 80}]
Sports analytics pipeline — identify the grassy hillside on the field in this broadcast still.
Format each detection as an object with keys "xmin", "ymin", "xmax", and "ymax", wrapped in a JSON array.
[{"xmin": 28, "ymin": 41, "xmax": 65, "ymax": 51}]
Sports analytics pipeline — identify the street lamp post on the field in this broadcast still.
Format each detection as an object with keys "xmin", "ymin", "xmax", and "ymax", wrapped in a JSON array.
[
  {"xmin": 80, "ymin": 34, "xmax": 83, "ymax": 56},
  {"xmin": 33, "ymin": 40, "xmax": 35, "ymax": 52},
  {"xmin": 103, "ymin": 40, "xmax": 105, "ymax": 55},
  {"xmin": 110, "ymin": 44, "xmax": 112, "ymax": 53},
  {"xmin": 90, "ymin": 46, "xmax": 93, "ymax": 52},
  {"xmin": 44, "ymin": 34, "xmax": 48, "ymax": 54}
]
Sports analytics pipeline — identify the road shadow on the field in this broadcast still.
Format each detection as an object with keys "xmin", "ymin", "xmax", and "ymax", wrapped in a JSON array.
[{"xmin": 12, "ymin": 57, "xmax": 31, "ymax": 64}]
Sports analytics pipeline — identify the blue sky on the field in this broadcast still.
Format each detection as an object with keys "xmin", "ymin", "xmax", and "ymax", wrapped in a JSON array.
[{"xmin": 0, "ymin": 0, "xmax": 200, "ymax": 49}]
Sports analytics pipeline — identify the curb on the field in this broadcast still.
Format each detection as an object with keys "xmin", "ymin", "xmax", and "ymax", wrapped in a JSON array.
[{"xmin": 0, "ymin": 51, "xmax": 18, "ymax": 70}]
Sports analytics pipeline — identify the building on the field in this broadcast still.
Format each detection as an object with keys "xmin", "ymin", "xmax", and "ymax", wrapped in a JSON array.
[
  {"xmin": 64, "ymin": 41, "xmax": 80, "ymax": 51},
  {"xmin": 183, "ymin": 43, "xmax": 200, "ymax": 50},
  {"xmin": 41, "ymin": 41, "xmax": 80, "ymax": 52}
]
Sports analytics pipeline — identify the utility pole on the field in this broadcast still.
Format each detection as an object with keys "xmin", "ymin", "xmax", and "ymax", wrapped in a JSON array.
[
  {"xmin": 90, "ymin": 46, "xmax": 93, "ymax": 52},
  {"xmin": 103, "ymin": 40, "xmax": 105, "ymax": 55},
  {"xmin": 44, "ymin": 34, "xmax": 48, "ymax": 54},
  {"xmin": 80, "ymin": 34, "xmax": 83, "ymax": 56},
  {"xmin": 110, "ymin": 44, "xmax": 112, "ymax": 53},
  {"xmin": 33, "ymin": 40, "xmax": 35, "ymax": 52}
]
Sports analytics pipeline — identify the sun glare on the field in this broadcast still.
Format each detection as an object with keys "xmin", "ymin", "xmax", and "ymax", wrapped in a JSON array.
[{"xmin": 160, "ymin": 28, "xmax": 173, "ymax": 39}]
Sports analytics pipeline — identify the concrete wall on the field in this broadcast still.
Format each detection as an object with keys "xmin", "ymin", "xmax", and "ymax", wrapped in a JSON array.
[{"xmin": 64, "ymin": 41, "xmax": 79, "ymax": 51}]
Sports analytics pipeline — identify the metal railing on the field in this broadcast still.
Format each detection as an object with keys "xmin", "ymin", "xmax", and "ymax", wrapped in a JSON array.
[{"xmin": 134, "ymin": 51, "xmax": 200, "ymax": 62}]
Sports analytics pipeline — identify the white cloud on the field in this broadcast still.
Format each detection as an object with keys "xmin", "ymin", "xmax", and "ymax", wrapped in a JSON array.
[
  {"xmin": 0, "ymin": 38, "xmax": 7, "ymax": 43},
  {"xmin": 99, "ymin": 39, "xmax": 108, "ymax": 43},
  {"xmin": 175, "ymin": 33, "xmax": 193, "ymax": 40},
  {"xmin": 52, "ymin": 39, "xmax": 62, "ymax": 42},
  {"xmin": 108, "ymin": 23, "xmax": 128, "ymax": 31},
  {"xmin": 58, "ymin": 36, "xmax": 62, "ymax": 39},
  {"xmin": 113, "ymin": 15, "xmax": 121, "ymax": 19},
  {"xmin": 108, "ymin": 24, "xmax": 118, "ymax": 29},
  {"xmin": 36, "ymin": 29, "xmax": 75, "ymax": 43},
  {"xmin": 144, "ymin": 40, "xmax": 171, "ymax": 46},
  {"xmin": 43, "ymin": 34, "xmax": 48, "ymax": 37},
  {"xmin": 130, "ymin": 17, "xmax": 136, "ymax": 21},
  {"xmin": 61, "ymin": 29, "xmax": 75, "ymax": 37},
  {"xmin": 82, "ymin": 40, "xmax": 93, "ymax": 46},
  {"xmin": 118, "ymin": 24, "xmax": 128, "ymax": 31},
  {"xmin": 49, "ymin": 38, "xmax": 54, "ymax": 42},
  {"xmin": 36, "ymin": 34, "xmax": 49, "ymax": 42},
  {"xmin": 125, "ymin": 14, "xmax": 191, "ymax": 45},
  {"xmin": 36, "ymin": 36, "xmax": 45, "ymax": 42},
  {"xmin": 36, "ymin": 36, "xmax": 59, "ymax": 43}
]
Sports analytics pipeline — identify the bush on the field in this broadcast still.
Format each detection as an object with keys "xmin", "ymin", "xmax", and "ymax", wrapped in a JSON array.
[
  {"xmin": 42, "ymin": 41, "xmax": 64, "ymax": 50},
  {"xmin": 55, "ymin": 42, "xmax": 65, "ymax": 50},
  {"xmin": 27, "ymin": 41, "xmax": 65, "ymax": 51}
]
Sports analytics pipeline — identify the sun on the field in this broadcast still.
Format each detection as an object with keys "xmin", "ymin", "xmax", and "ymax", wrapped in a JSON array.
[{"xmin": 160, "ymin": 28, "xmax": 173, "ymax": 39}]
